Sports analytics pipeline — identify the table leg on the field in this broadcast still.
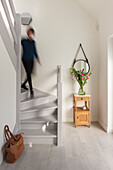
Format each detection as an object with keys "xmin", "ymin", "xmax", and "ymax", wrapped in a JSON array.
[{"xmin": 89, "ymin": 101, "xmax": 91, "ymax": 127}]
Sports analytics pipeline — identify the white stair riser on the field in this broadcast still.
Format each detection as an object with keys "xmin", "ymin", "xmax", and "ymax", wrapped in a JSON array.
[
  {"xmin": 21, "ymin": 96, "xmax": 57, "ymax": 111},
  {"xmin": 21, "ymin": 123, "xmax": 57, "ymax": 130},
  {"xmin": 21, "ymin": 109, "xmax": 57, "ymax": 120},
  {"xmin": 21, "ymin": 91, "xmax": 29, "ymax": 101},
  {"xmin": 21, "ymin": 97, "xmax": 50, "ymax": 110},
  {"xmin": 23, "ymin": 137, "xmax": 57, "ymax": 145},
  {"xmin": 33, "ymin": 89, "xmax": 53, "ymax": 96},
  {"xmin": 20, "ymin": 89, "xmax": 57, "ymax": 102},
  {"xmin": 49, "ymin": 96, "xmax": 57, "ymax": 103}
]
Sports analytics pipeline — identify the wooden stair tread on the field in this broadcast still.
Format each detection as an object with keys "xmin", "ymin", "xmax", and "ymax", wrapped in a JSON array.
[
  {"xmin": 20, "ymin": 129, "xmax": 57, "ymax": 138},
  {"xmin": 20, "ymin": 114, "xmax": 57, "ymax": 123}
]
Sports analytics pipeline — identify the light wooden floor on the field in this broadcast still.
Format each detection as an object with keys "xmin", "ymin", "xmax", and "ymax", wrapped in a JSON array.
[{"xmin": 1, "ymin": 122, "xmax": 113, "ymax": 170}]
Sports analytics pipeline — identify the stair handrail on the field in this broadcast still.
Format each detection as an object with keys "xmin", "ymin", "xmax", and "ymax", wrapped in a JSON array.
[
  {"xmin": 0, "ymin": 13, "xmax": 17, "ymax": 70},
  {"xmin": 0, "ymin": 0, "xmax": 19, "ymax": 69},
  {"xmin": 8, "ymin": 0, "xmax": 16, "ymax": 22},
  {"xmin": 57, "ymin": 65, "xmax": 62, "ymax": 146},
  {"xmin": 1, "ymin": 0, "xmax": 17, "ymax": 45}
]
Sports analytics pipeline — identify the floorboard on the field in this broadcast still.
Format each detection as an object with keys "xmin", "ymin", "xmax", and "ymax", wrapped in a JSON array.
[{"xmin": 1, "ymin": 122, "xmax": 113, "ymax": 170}]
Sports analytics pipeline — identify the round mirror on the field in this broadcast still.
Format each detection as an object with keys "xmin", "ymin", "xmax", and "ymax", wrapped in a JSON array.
[{"xmin": 74, "ymin": 60, "xmax": 90, "ymax": 73}]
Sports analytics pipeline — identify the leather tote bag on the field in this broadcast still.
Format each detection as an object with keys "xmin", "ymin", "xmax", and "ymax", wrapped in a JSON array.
[{"xmin": 4, "ymin": 125, "xmax": 24, "ymax": 163}]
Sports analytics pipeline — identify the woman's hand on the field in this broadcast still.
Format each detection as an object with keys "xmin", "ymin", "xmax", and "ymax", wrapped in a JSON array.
[{"xmin": 37, "ymin": 59, "xmax": 41, "ymax": 65}]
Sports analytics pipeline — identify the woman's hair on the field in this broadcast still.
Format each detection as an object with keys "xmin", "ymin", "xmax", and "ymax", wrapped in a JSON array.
[{"xmin": 27, "ymin": 27, "xmax": 35, "ymax": 35}]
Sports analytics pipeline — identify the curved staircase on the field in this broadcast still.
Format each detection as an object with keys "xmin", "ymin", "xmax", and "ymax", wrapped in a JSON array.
[{"xmin": 20, "ymin": 88, "xmax": 58, "ymax": 145}]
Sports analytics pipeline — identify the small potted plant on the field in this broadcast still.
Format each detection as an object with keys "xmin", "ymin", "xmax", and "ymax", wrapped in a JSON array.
[{"xmin": 70, "ymin": 67, "xmax": 92, "ymax": 95}]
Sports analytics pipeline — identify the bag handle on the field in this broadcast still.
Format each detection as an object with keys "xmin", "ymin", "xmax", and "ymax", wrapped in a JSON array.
[{"xmin": 4, "ymin": 125, "xmax": 18, "ymax": 143}]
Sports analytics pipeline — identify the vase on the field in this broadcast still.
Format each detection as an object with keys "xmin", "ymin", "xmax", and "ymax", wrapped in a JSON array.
[{"xmin": 78, "ymin": 86, "xmax": 85, "ymax": 95}]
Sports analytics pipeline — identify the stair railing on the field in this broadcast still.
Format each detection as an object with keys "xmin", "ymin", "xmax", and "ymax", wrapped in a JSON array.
[
  {"xmin": 57, "ymin": 65, "xmax": 62, "ymax": 146},
  {"xmin": 0, "ymin": 0, "xmax": 21, "ymax": 132},
  {"xmin": 0, "ymin": 0, "xmax": 20, "ymax": 70}
]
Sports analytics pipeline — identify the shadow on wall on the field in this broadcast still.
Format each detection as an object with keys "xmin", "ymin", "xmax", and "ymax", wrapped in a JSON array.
[
  {"xmin": 44, "ymin": 68, "xmax": 59, "ymax": 93},
  {"xmin": 65, "ymin": 107, "xmax": 73, "ymax": 122},
  {"xmin": 63, "ymin": 93, "xmax": 74, "ymax": 122},
  {"xmin": 34, "ymin": 68, "xmax": 57, "ymax": 94},
  {"xmin": 1, "ymin": 143, "xmax": 6, "ymax": 163},
  {"xmin": 47, "ymin": 85, "xmax": 57, "ymax": 93}
]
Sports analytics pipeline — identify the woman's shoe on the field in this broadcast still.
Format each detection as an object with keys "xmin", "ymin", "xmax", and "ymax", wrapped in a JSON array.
[
  {"xmin": 30, "ymin": 91, "xmax": 34, "ymax": 99},
  {"xmin": 21, "ymin": 84, "xmax": 28, "ymax": 91}
]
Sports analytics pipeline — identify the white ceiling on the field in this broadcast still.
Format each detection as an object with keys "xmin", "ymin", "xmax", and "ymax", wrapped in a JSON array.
[{"xmin": 76, "ymin": 0, "xmax": 108, "ymax": 21}]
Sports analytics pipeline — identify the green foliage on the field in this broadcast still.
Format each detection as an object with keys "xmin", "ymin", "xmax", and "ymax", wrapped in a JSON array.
[{"xmin": 70, "ymin": 67, "xmax": 92, "ymax": 88}]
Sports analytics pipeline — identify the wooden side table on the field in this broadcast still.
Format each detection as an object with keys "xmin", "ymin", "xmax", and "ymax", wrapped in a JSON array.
[{"xmin": 73, "ymin": 94, "xmax": 91, "ymax": 128}]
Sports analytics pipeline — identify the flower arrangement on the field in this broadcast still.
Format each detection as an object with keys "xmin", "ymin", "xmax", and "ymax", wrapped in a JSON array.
[{"xmin": 70, "ymin": 67, "xmax": 92, "ymax": 95}]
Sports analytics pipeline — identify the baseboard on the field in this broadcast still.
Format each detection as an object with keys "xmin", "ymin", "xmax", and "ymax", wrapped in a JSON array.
[
  {"xmin": 63, "ymin": 118, "xmax": 73, "ymax": 122},
  {"xmin": 62, "ymin": 119, "xmax": 99, "ymax": 123}
]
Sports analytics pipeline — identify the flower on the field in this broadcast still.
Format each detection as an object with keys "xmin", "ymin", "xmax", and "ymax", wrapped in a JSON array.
[
  {"xmin": 69, "ymin": 67, "xmax": 92, "ymax": 89},
  {"xmin": 81, "ymin": 73, "xmax": 85, "ymax": 76},
  {"xmin": 86, "ymin": 76, "xmax": 89, "ymax": 80}
]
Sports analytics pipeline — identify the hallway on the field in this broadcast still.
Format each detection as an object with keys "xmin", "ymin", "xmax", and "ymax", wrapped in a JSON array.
[{"xmin": 1, "ymin": 122, "xmax": 113, "ymax": 170}]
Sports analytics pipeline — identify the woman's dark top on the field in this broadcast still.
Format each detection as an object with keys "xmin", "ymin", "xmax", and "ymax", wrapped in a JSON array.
[{"xmin": 21, "ymin": 38, "xmax": 39, "ymax": 61}]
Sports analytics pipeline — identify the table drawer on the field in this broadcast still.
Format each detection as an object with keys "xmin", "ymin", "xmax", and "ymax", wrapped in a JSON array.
[{"xmin": 75, "ymin": 96, "xmax": 90, "ymax": 101}]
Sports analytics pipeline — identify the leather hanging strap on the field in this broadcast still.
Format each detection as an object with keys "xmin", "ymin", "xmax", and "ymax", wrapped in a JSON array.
[
  {"xmin": 72, "ymin": 43, "xmax": 89, "ymax": 68},
  {"xmin": 4, "ymin": 125, "xmax": 18, "ymax": 143},
  {"xmin": 80, "ymin": 44, "xmax": 88, "ymax": 62}
]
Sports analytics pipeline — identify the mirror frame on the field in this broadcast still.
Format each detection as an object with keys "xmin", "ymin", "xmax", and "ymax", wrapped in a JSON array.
[
  {"xmin": 72, "ymin": 44, "xmax": 90, "ymax": 74},
  {"xmin": 74, "ymin": 59, "xmax": 90, "ymax": 74}
]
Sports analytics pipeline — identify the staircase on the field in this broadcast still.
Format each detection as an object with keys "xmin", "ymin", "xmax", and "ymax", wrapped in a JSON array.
[
  {"xmin": 20, "ymin": 88, "xmax": 57, "ymax": 145},
  {"xmin": 0, "ymin": 0, "xmax": 62, "ymax": 146},
  {"xmin": 20, "ymin": 66, "xmax": 62, "ymax": 146}
]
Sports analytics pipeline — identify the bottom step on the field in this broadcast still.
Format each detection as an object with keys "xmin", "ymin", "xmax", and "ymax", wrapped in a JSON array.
[{"xmin": 20, "ymin": 129, "xmax": 57, "ymax": 145}]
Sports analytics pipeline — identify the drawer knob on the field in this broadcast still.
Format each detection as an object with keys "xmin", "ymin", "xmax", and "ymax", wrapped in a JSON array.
[{"xmin": 81, "ymin": 98, "xmax": 83, "ymax": 100}]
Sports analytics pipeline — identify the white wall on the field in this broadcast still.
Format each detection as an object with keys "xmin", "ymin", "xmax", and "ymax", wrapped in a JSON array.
[
  {"xmin": 0, "ymin": 36, "xmax": 16, "ymax": 165},
  {"xmin": 107, "ymin": 37, "xmax": 113, "ymax": 133},
  {"xmin": 84, "ymin": 0, "xmax": 113, "ymax": 132},
  {"xmin": 98, "ymin": 1, "xmax": 113, "ymax": 132},
  {"xmin": 75, "ymin": 0, "xmax": 113, "ymax": 132},
  {"xmin": 66, "ymin": 0, "xmax": 113, "ymax": 132},
  {"xmin": 15, "ymin": 0, "xmax": 99, "ymax": 122}
]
